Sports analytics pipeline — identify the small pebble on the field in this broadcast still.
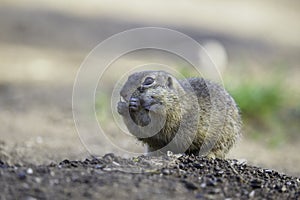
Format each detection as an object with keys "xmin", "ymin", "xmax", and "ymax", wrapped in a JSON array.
[
  {"xmin": 250, "ymin": 179, "xmax": 262, "ymax": 189},
  {"xmin": 200, "ymin": 183, "xmax": 206, "ymax": 188},
  {"xmin": 249, "ymin": 190, "xmax": 255, "ymax": 198},
  {"xmin": 162, "ymin": 168, "xmax": 171, "ymax": 175},
  {"xmin": 17, "ymin": 171, "xmax": 26, "ymax": 180},
  {"xmin": 112, "ymin": 161, "xmax": 120, "ymax": 166},
  {"xmin": 22, "ymin": 183, "xmax": 29, "ymax": 189},
  {"xmin": 35, "ymin": 177, "xmax": 42, "ymax": 184},
  {"xmin": 26, "ymin": 168, "xmax": 33, "ymax": 174},
  {"xmin": 193, "ymin": 163, "xmax": 204, "ymax": 169},
  {"xmin": 182, "ymin": 181, "xmax": 198, "ymax": 190},
  {"xmin": 103, "ymin": 153, "xmax": 115, "ymax": 162},
  {"xmin": 264, "ymin": 169, "xmax": 273, "ymax": 174},
  {"xmin": 280, "ymin": 185, "xmax": 287, "ymax": 192},
  {"xmin": 167, "ymin": 151, "xmax": 173, "ymax": 157},
  {"xmin": 95, "ymin": 164, "xmax": 105, "ymax": 169},
  {"xmin": 25, "ymin": 196, "xmax": 37, "ymax": 200}
]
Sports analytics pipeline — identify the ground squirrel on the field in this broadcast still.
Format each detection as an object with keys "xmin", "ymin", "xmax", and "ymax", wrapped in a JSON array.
[{"xmin": 117, "ymin": 70, "xmax": 241, "ymax": 158}]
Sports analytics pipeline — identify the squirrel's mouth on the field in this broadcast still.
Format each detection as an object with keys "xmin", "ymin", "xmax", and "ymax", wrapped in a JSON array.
[
  {"xmin": 142, "ymin": 102, "xmax": 164, "ymax": 113},
  {"xmin": 142, "ymin": 104, "xmax": 152, "ymax": 111},
  {"xmin": 141, "ymin": 98, "xmax": 161, "ymax": 112}
]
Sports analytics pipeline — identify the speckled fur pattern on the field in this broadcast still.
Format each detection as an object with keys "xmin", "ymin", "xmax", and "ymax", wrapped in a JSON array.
[{"xmin": 117, "ymin": 71, "xmax": 242, "ymax": 158}]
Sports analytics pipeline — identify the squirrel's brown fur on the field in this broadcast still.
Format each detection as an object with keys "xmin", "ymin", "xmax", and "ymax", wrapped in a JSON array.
[{"xmin": 118, "ymin": 71, "xmax": 241, "ymax": 158}]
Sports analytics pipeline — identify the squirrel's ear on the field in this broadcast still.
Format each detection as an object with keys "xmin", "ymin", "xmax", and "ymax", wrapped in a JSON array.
[{"xmin": 167, "ymin": 76, "xmax": 174, "ymax": 89}]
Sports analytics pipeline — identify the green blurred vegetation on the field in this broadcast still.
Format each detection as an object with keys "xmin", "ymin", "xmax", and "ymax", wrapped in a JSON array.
[
  {"xmin": 95, "ymin": 92, "xmax": 110, "ymax": 123},
  {"xmin": 227, "ymin": 78, "xmax": 299, "ymax": 148},
  {"xmin": 229, "ymin": 81, "xmax": 283, "ymax": 120}
]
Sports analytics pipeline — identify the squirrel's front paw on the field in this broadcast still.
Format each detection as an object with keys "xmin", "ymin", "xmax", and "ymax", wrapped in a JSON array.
[
  {"xmin": 129, "ymin": 97, "xmax": 140, "ymax": 111},
  {"xmin": 117, "ymin": 101, "xmax": 127, "ymax": 115}
]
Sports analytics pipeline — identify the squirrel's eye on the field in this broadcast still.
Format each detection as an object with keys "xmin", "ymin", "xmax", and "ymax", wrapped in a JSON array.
[{"xmin": 142, "ymin": 77, "xmax": 154, "ymax": 86}]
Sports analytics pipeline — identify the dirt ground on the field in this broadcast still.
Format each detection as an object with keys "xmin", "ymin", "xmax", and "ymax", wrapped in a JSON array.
[
  {"xmin": 0, "ymin": 1, "xmax": 300, "ymax": 199},
  {"xmin": 1, "ymin": 154, "xmax": 299, "ymax": 199}
]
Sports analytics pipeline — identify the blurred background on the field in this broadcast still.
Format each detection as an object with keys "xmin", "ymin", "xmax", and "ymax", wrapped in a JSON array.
[{"xmin": 0, "ymin": 0, "xmax": 299, "ymax": 176}]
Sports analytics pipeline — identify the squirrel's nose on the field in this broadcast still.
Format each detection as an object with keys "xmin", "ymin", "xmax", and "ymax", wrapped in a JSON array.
[{"xmin": 138, "ymin": 86, "xmax": 145, "ymax": 93}]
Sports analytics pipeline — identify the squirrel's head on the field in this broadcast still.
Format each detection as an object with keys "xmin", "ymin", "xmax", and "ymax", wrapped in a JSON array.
[
  {"xmin": 120, "ymin": 70, "xmax": 180, "ymax": 102},
  {"xmin": 120, "ymin": 70, "xmax": 182, "ymax": 115},
  {"xmin": 119, "ymin": 70, "xmax": 183, "ymax": 129}
]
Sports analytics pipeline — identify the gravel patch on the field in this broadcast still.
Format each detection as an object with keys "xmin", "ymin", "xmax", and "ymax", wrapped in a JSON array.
[{"xmin": 0, "ymin": 153, "xmax": 299, "ymax": 199}]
